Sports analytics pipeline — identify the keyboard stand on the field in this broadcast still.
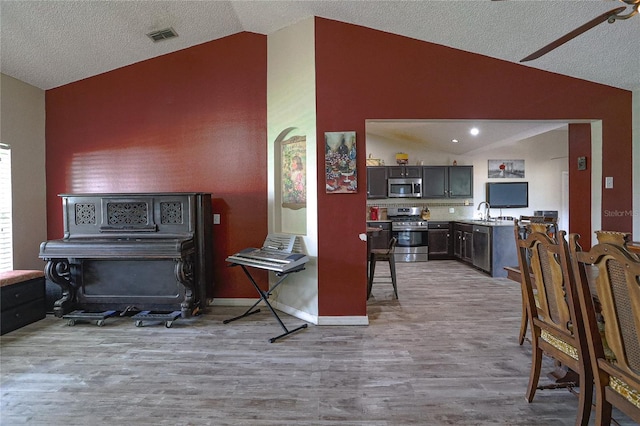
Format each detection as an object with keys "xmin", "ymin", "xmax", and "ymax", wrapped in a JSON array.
[{"xmin": 224, "ymin": 263, "xmax": 308, "ymax": 343}]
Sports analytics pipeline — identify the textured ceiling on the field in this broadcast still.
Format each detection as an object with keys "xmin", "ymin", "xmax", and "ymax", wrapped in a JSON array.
[
  {"xmin": 1, "ymin": 0, "xmax": 639, "ymax": 92},
  {"xmin": 367, "ymin": 120, "xmax": 569, "ymax": 156}
]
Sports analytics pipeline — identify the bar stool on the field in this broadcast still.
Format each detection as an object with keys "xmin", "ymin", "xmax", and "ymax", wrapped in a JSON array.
[{"xmin": 367, "ymin": 237, "xmax": 398, "ymax": 299}]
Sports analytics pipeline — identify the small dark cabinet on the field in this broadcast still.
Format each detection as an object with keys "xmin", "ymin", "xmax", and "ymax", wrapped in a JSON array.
[
  {"xmin": 1, "ymin": 276, "xmax": 46, "ymax": 335},
  {"xmin": 428, "ymin": 222, "xmax": 452, "ymax": 259},
  {"xmin": 366, "ymin": 167, "xmax": 388, "ymax": 199},
  {"xmin": 422, "ymin": 166, "xmax": 473, "ymax": 199},
  {"xmin": 453, "ymin": 223, "xmax": 473, "ymax": 263},
  {"xmin": 388, "ymin": 166, "xmax": 421, "ymax": 178},
  {"xmin": 366, "ymin": 221, "xmax": 391, "ymax": 250}
]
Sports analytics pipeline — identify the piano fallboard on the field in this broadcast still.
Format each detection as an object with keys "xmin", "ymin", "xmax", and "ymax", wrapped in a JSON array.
[{"xmin": 40, "ymin": 237, "xmax": 195, "ymax": 259}]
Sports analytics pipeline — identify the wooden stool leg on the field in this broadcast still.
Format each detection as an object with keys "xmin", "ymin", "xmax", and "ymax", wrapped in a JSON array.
[
  {"xmin": 389, "ymin": 256, "xmax": 398, "ymax": 299},
  {"xmin": 367, "ymin": 254, "xmax": 376, "ymax": 299}
]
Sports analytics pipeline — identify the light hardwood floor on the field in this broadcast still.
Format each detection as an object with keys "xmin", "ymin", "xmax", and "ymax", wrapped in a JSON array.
[{"xmin": 0, "ymin": 260, "xmax": 635, "ymax": 425}]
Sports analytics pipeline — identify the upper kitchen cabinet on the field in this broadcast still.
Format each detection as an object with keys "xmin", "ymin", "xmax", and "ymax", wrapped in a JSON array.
[
  {"xmin": 388, "ymin": 166, "xmax": 421, "ymax": 178},
  {"xmin": 366, "ymin": 166, "xmax": 388, "ymax": 199},
  {"xmin": 422, "ymin": 166, "xmax": 473, "ymax": 199}
]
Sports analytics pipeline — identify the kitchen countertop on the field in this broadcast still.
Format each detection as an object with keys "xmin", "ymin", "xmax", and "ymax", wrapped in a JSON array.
[
  {"xmin": 455, "ymin": 219, "xmax": 514, "ymax": 227},
  {"xmin": 366, "ymin": 219, "xmax": 515, "ymax": 226}
]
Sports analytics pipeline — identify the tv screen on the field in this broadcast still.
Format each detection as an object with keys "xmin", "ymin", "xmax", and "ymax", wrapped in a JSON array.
[{"xmin": 486, "ymin": 182, "xmax": 528, "ymax": 208}]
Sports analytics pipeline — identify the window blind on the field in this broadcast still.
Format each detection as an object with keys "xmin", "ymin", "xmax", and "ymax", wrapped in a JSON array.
[{"xmin": 0, "ymin": 143, "xmax": 13, "ymax": 272}]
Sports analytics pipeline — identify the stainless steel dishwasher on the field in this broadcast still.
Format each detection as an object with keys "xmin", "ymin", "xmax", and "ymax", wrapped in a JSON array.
[{"xmin": 472, "ymin": 225, "xmax": 491, "ymax": 273}]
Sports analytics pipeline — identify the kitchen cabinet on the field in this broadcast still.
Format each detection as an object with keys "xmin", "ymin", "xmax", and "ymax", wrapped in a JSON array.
[
  {"xmin": 366, "ymin": 221, "xmax": 391, "ymax": 250},
  {"xmin": 428, "ymin": 222, "xmax": 452, "ymax": 259},
  {"xmin": 453, "ymin": 223, "xmax": 473, "ymax": 263},
  {"xmin": 388, "ymin": 166, "xmax": 421, "ymax": 178},
  {"xmin": 454, "ymin": 221, "xmax": 517, "ymax": 277},
  {"xmin": 366, "ymin": 167, "xmax": 388, "ymax": 199},
  {"xmin": 422, "ymin": 166, "xmax": 473, "ymax": 198}
]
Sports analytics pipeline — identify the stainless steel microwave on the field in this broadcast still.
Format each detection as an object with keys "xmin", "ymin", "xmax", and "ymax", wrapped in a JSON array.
[{"xmin": 388, "ymin": 178, "xmax": 422, "ymax": 198}]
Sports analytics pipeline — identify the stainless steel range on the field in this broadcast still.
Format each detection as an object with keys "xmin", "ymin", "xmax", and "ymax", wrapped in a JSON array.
[{"xmin": 387, "ymin": 207, "xmax": 428, "ymax": 262}]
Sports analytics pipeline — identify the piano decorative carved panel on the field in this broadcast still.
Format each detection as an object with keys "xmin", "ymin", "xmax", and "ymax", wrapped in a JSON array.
[{"xmin": 40, "ymin": 193, "xmax": 213, "ymax": 319}]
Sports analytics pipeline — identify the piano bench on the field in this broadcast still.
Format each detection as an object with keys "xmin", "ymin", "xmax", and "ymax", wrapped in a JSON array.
[{"xmin": 1, "ymin": 270, "xmax": 46, "ymax": 335}]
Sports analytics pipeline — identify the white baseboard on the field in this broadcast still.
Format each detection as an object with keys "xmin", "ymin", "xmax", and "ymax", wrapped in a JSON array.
[{"xmin": 316, "ymin": 316, "xmax": 369, "ymax": 326}]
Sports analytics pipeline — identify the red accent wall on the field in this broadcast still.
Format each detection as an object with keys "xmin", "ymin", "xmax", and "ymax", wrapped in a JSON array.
[
  {"xmin": 44, "ymin": 21, "xmax": 633, "ymax": 316},
  {"xmin": 314, "ymin": 18, "xmax": 633, "ymax": 316},
  {"xmin": 45, "ymin": 33, "xmax": 268, "ymax": 298},
  {"xmin": 568, "ymin": 124, "xmax": 592, "ymax": 248}
]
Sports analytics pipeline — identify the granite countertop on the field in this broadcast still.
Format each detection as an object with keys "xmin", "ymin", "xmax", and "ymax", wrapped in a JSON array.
[
  {"xmin": 366, "ymin": 219, "xmax": 514, "ymax": 226},
  {"xmin": 454, "ymin": 219, "xmax": 514, "ymax": 227}
]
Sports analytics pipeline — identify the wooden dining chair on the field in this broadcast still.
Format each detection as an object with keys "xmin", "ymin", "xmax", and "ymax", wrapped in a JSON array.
[
  {"xmin": 568, "ymin": 231, "xmax": 640, "ymax": 425},
  {"xmin": 516, "ymin": 215, "xmax": 559, "ymax": 345},
  {"xmin": 514, "ymin": 221, "xmax": 593, "ymax": 425},
  {"xmin": 368, "ymin": 237, "xmax": 398, "ymax": 299}
]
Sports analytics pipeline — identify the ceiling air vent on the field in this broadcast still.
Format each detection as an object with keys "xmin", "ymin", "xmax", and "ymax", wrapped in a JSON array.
[{"xmin": 147, "ymin": 27, "xmax": 178, "ymax": 42}]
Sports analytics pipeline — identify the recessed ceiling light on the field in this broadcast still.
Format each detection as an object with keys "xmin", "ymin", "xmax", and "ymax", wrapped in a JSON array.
[
  {"xmin": 470, "ymin": 127, "xmax": 479, "ymax": 136},
  {"xmin": 451, "ymin": 139, "xmax": 459, "ymax": 143}
]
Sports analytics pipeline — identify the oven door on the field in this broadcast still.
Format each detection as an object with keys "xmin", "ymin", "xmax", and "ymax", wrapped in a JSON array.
[{"xmin": 392, "ymin": 229, "xmax": 429, "ymax": 262}]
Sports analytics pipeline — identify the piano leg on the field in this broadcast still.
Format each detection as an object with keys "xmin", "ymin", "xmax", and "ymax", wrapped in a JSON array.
[
  {"xmin": 175, "ymin": 256, "xmax": 195, "ymax": 318},
  {"xmin": 223, "ymin": 264, "xmax": 308, "ymax": 343},
  {"xmin": 44, "ymin": 259, "xmax": 76, "ymax": 318}
]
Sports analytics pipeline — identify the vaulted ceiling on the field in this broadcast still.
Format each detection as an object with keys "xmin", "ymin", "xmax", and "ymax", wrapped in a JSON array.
[{"xmin": 1, "ymin": 0, "xmax": 639, "ymax": 92}]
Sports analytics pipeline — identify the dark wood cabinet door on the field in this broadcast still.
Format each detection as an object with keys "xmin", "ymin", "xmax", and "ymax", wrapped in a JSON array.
[
  {"xmin": 366, "ymin": 167, "xmax": 387, "ymax": 198},
  {"xmin": 388, "ymin": 166, "xmax": 421, "ymax": 178},
  {"xmin": 453, "ymin": 229, "xmax": 463, "ymax": 259},
  {"xmin": 422, "ymin": 166, "xmax": 447, "ymax": 198},
  {"xmin": 428, "ymin": 227, "xmax": 451, "ymax": 259},
  {"xmin": 449, "ymin": 166, "xmax": 473, "ymax": 198},
  {"xmin": 462, "ymin": 231, "xmax": 474, "ymax": 263}
]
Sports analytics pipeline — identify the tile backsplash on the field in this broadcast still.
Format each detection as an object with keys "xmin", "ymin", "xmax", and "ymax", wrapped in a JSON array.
[{"xmin": 366, "ymin": 199, "xmax": 477, "ymax": 221}]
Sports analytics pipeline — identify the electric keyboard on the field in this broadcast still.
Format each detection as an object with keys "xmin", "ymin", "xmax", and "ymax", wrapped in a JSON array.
[{"xmin": 226, "ymin": 234, "xmax": 309, "ymax": 273}]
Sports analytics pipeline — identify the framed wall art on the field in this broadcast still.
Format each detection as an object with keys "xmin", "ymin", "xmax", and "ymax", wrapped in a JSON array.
[
  {"xmin": 488, "ymin": 159, "xmax": 525, "ymax": 178},
  {"xmin": 281, "ymin": 135, "xmax": 306, "ymax": 210},
  {"xmin": 325, "ymin": 131, "xmax": 357, "ymax": 193}
]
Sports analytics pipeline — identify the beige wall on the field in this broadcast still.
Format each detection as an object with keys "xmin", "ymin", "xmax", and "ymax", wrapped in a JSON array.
[
  {"xmin": 266, "ymin": 18, "xmax": 321, "ymax": 323},
  {"xmin": 0, "ymin": 73, "xmax": 47, "ymax": 270}
]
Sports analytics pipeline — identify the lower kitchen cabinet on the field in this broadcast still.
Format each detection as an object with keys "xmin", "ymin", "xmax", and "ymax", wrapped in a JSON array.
[
  {"xmin": 459, "ymin": 222, "xmax": 517, "ymax": 277},
  {"xmin": 453, "ymin": 223, "xmax": 473, "ymax": 264},
  {"xmin": 428, "ymin": 222, "xmax": 452, "ymax": 259},
  {"xmin": 366, "ymin": 221, "xmax": 391, "ymax": 250}
]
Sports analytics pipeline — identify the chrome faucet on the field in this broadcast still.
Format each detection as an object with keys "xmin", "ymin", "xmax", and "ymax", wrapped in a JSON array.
[{"xmin": 477, "ymin": 201, "xmax": 491, "ymax": 221}]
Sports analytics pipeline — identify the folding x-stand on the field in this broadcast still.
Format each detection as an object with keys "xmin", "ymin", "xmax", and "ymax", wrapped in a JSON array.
[{"xmin": 224, "ymin": 263, "xmax": 308, "ymax": 343}]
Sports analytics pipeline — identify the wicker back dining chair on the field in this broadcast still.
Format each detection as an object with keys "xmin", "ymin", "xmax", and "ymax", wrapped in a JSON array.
[
  {"xmin": 568, "ymin": 231, "xmax": 640, "ymax": 425},
  {"xmin": 514, "ymin": 221, "xmax": 593, "ymax": 425},
  {"xmin": 516, "ymin": 215, "xmax": 559, "ymax": 345}
]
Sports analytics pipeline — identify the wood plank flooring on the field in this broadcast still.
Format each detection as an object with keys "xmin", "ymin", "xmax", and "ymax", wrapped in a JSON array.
[{"xmin": 0, "ymin": 260, "xmax": 636, "ymax": 425}]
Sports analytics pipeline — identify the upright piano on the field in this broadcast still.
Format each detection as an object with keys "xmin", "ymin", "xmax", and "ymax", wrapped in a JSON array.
[{"xmin": 39, "ymin": 193, "xmax": 213, "ymax": 320}]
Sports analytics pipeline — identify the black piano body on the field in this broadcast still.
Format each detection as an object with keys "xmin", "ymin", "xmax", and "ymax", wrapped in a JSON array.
[{"xmin": 39, "ymin": 193, "xmax": 213, "ymax": 318}]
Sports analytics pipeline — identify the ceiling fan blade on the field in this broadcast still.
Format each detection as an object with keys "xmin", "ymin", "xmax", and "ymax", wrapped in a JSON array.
[{"xmin": 520, "ymin": 6, "xmax": 626, "ymax": 62}]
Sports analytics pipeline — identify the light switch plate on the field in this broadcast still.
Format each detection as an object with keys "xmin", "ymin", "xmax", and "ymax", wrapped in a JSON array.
[
  {"xmin": 213, "ymin": 214, "xmax": 221, "ymax": 224},
  {"xmin": 577, "ymin": 156, "xmax": 587, "ymax": 170},
  {"xmin": 605, "ymin": 177, "xmax": 613, "ymax": 189}
]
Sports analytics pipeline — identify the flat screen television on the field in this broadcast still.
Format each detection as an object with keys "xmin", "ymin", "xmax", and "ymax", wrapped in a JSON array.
[{"xmin": 486, "ymin": 182, "xmax": 528, "ymax": 208}]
